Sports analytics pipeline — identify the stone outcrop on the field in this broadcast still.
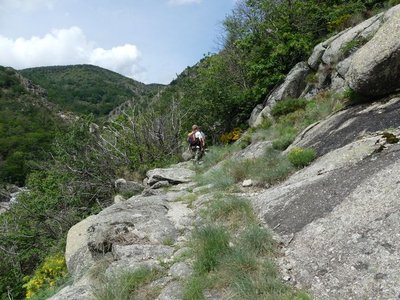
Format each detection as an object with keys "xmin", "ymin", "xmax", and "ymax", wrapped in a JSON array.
[
  {"xmin": 250, "ymin": 96, "xmax": 400, "ymax": 299},
  {"xmin": 114, "ymin": 178, "xmax": 144, "ymax": 194},
  {"xmin": 250, "ymin": 4, "xmax": 400, "ymax": 127},
  {"xmin": 346, "ymin": 8, "xmax": 400, "ymax": 97},
  {"xmin": 52, "ymin": 163, "xmax": 196, "ymax": 300},
  {"xmin": 144, "ymin": 162, "xmax": 195, "ymax": 189}
]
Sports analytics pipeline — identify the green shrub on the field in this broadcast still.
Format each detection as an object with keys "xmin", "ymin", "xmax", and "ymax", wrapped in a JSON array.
[
  {"xmin": 23, "ymin": 254, "xmax": 67, "ymax": 299},
  {"xmin": 287, "ymin": 147, "xmax": 316, "ymax": 168},
  {"xmin": 272, "ymin": 134, "xmax": 296, "ymax": 150},
  {"xmin": 271, "ymin": 98, "xmax": 308, "ymax": 118}
]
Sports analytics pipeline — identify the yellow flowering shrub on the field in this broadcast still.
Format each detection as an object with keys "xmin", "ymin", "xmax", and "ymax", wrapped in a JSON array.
[
  {"xmin": 23, "ymin": 254, "xmax": 67, "ymax": 299},
  {"xmin": 220, "ymin": 128, "xmax": 241, "ymax": 144}
]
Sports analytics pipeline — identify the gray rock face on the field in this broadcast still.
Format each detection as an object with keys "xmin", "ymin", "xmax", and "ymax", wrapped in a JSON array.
[
  {"xmin": 158, "ymin": 281, "xmax": 183, "ymax": 300},
  {"xmin": 114, "ymin": 178, "xmax": 144, "ymax": 194},
  {"xmin": 65, "ymin": 195, "xmax": 178, "ymax": 279},
  {"xmin": 346, "ymin": 9, "xmax": 400, "ymax": 97},
  {"xmin": 169, "ymin": 262, "xmax": 193, "ymax": 279},
  {"xmin": 321, "ymin": 14, "xmax": 382, "ymax": 66},
  {"xmin": 276, "ymin": 145, "xmax": 400, "ymax": 299},
  {"xmin": 250, "ymin": 98, "xmax": 400, "ymax": 299},
  {"xmin": 288, "ymin": 97, "xmax": 400, "ymax": 157},
  {"xmin": 146, "ymin": 166, "xmax": 195, "ymax": 187}
]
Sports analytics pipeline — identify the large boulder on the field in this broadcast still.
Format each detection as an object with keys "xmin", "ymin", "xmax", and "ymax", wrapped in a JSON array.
[
  {"xmin": 65, "ymin": 195, "xmax": 178, "ymax": 279},
  {"xmin": 346, "ymin": 7, "xmax": 400, "ymax": 97}
]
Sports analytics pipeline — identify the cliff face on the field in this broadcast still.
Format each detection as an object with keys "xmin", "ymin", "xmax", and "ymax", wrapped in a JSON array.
[{"xmin": 53, "ymin": 5, "xmax": 400, "ymax": 300}]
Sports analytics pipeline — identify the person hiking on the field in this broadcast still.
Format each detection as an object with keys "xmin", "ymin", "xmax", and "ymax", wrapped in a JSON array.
[{"xmin": 187, "ymin": 124, "xmax": 204, "ymax": 162}]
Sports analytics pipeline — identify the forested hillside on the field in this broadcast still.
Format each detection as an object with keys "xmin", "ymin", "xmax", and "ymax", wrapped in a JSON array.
[
  {"xmin": 1, "ymin": 0, "xmax": 399, "ymax": 299},
  {"xmin": 0, "ymin": 66, "xmax": 62, "ymax": 185},
  {"xmin": 20, "ymin": 65, "xmax": 163, "ymax": 118}
]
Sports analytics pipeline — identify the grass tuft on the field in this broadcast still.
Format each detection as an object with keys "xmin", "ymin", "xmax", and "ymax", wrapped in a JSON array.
[
  {"xmin": 191, "ymin": 225, "xmax": 231, "ymax": 274},
  {"xmin": 93, "ymin": 267, "xmax": 160, "ymax": 300},
  {"xmin": 287, "ymin": 147, "xmax": 316, "ymax": 168},
  {"xmin": 208, "ymin": 195, "xmax": 256, "ymax": 229},
  {"xmin": 240, "ymin": 224, "xmax": 276, "ymax": 256}
]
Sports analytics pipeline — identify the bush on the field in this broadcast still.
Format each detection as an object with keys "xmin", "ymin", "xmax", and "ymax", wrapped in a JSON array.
[
  {"xmin": 23, "ymin": 254, "xmax": 67, "ymax": 299},
  {"xmin": 271, "ymin": 98, "xmax": 308, "ymax": 118},
  {"xmin": 287, "ymin": 147, "xmax": 316, "ymax": 168}
]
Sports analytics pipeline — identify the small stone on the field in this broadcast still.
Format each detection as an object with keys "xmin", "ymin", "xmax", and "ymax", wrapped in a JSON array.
[{"xmin": 242, "ymin": 179, "xmax": 253, "ymax": 187}]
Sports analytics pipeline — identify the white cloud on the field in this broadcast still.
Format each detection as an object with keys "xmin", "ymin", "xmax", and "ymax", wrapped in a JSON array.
[
  {"xmin": 0, "ymin": 27, "xmax": 146, "ymax": 81},
  {"xmin": 168, "ymin": 0, "xmax": 201, "ymax": 6}
]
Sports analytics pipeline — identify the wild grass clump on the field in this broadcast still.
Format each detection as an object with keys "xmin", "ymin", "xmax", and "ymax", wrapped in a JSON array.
[
  {"xmin": 205, "ymin": 147, "xmax": 293, "ymax": 188},
  {"xmin": 287, "ymin": 147, "xmax": 317, "ymax": 168},
  {"xmin": 182, "ymin": 275, "xmax": 208, "ymax": 300},
  {"xmin": 245, "ymin": 148, "xmax": 294, "ymax": 186},
  {"xmin": 183, "ymin": 193, "xmax": 311, "ymax": 300},
  {"xmin": 191, "ymin": 225, "xmax": 231, "ymax": 274},
  {"xmin": 271, "ymin": 98, "xmax": 308, "ymax": 118},
  {"xmin": 196, "ymin": 144, "xmax": 242, "ymax": 172},
  {"xmin": 207, "ymin": 194, "xmax": 256, "ymax": 229},
  {"xmin": 196, "ymin": 167, "xmax": 235, "ymax": 190},
  {"xmin": 93, "ymin": 267, "xmax": 160, "ymax": 300},
  {"xmin": 239, "ymin": 224, "xmax": 276, "ymax": 256},
  {"xmin": 231, "ymin": 259, "xmax": 310, "ymax": 300}
]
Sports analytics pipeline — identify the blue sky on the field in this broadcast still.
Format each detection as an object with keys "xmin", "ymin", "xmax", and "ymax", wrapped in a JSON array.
[{"xmin": 0, "ymin": 0, "xmax": 237, "ymax": 84}]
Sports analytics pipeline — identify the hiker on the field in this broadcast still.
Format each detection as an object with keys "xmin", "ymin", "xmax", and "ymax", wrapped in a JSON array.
[
  {"xmin": 187, "ymin": 124, "xmax": 204, "ymax": 161},
  {"xmin": 198, "ymin": 126, "xmax": 206, "ymax": 149}
]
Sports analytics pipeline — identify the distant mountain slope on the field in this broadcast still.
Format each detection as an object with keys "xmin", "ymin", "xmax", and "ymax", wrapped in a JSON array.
[
  {"xmin": 0, "ymin": 66, "xmax": 63, "ymax": 185},
  {"xmin": 20, "ymin": 65, "xmax": 164, "ymax": 118}
]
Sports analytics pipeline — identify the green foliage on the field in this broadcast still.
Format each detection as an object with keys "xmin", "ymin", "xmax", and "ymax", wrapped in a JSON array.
[
  {"xmin": 23, "ymin": 254, "xmax": 67, "ymax": 299},
  {"xmin": 271, "ymin": 98, "xmax": 308, "ymax": 118},
  {"xmin": 182, "ymin": 276, "xmax": 208, "ymax": 300},
  {"xmin": 20, "ymin": 65, "xmax": 161, "ymax": 118},
  {"xmin": 196, "ymin": 167, "xmax": 236, "ymax": 190},
  {"xmin": 0, "ymin": 67, "xmax": 61, "ymax": 185},
  {"xmin": 287, "ymin": 147, "xmax": 317, "ymax": 168},
  {"xmin": 342, "ymin": 87, "xmax": 365, "ymax": 104},
  {"xmin": 389, "ymin": 0, "xmax": 400, "ymax": 6}
]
